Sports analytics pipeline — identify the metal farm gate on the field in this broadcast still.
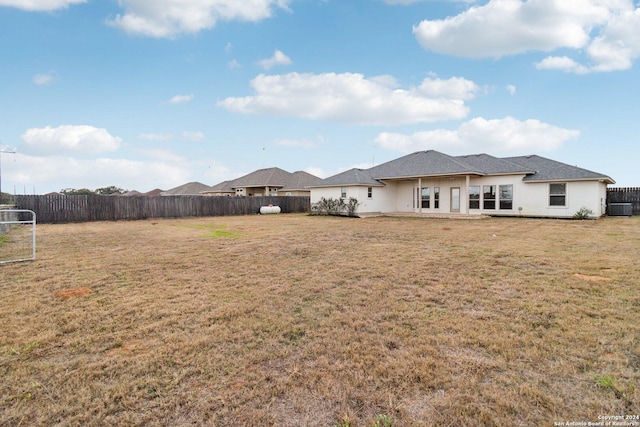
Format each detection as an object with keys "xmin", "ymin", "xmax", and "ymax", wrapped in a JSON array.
[{"xmin": 0, "ymin": 209, "xmax": 36, "ymax": 264}]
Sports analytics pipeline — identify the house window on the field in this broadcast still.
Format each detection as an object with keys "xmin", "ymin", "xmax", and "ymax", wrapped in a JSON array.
[
  {"xmin": 367, "ymin": 187, "xmax": 372, "ymax": 199},
  {"xmin": 483, "ymin": 185, "xmax": 496, "ymax": 209},
  {"xmin": 341, "ymin": 187, "xmax": 347, "ymax": 198},
  {"xmin": 434, "ymin": 187, "xmax": 440, "ymax": 209},
  {"xmin": 421, "ymin": 187, "xmax": 430, "ymax": 209},
  {"xmin": 469, "ymin": 186, "xmax": 480, "ymax": 209},
  {"xmin": 549, "ymin": 183, "xmax": 566, "ymax": 206},
  {"xmin": 499, "ymin": 185, "xmax": 513, "ymax": 210}
]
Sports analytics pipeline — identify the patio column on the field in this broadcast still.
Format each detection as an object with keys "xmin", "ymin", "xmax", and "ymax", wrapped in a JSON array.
[
  {"xmin": 418, "ymin": 178, "xmax": 422, "ymax": 214},
  {"xmin": 465, "ymin": 175, "xmax": 470, "ymax": 215}
]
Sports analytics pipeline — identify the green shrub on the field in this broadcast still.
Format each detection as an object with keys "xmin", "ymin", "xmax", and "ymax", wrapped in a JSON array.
[{"xmin": 573, "ymin": 207, "xmax": 593, "ymax": 219}]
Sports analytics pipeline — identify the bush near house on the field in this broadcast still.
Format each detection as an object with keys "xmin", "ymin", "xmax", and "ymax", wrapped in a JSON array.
[{"xmin": 311, "ymin": 197, "xmax": 360, "ymax": 217}]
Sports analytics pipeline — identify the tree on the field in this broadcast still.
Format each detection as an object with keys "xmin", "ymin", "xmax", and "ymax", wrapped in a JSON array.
[
  {"xmin": 95, "ymin": 186, "xmax": 127, "ymax": 195},
  {"xmin": 60, "ymin": 188, "xmax": 95, "ymax": 195}
]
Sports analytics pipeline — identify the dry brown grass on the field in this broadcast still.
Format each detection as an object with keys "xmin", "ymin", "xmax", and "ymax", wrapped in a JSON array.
[{"xmin": 1, "ymin": 214, "xmax": 639, "ymax": 426}]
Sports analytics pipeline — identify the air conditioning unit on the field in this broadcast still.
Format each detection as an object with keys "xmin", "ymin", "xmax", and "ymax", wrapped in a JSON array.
[{"xmin": 608, "ymin": 203, "xmax": 632, "ymax": 216}]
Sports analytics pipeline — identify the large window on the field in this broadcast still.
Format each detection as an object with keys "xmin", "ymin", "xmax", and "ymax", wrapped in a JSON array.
[
  {"xmin": 341, "ymin": 187, "xmax": 347, "ymax": 199},
  {"xmin": 469, "ymin": 186, "xmax": 480, "ymax": 209},
  {"xmin": 434, "ymin": 187, "xmax": 440, "ymax": 209},
  {"xmin": 483, "ymin": 185, "xmax": 496, "ymax": 209},
  {"xmin": 421, "ymin": 187, "xmax": 430, "ymax": 209},
  {"xmin": 499, "ymin": 185, "xmax": 513, "ymax": 210},
  {"xmin": 549, "ymin": 183, "xmax": 566, "ymax": 206}
]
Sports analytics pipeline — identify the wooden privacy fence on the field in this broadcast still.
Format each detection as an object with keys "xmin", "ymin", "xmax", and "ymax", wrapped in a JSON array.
[
  {"xmin": 15, "ymin": 195, "xmax": 310, "ymax": 224},
  {"xmin": 607, "ymin": 187, "xmax": 640, "ymax": 215}
]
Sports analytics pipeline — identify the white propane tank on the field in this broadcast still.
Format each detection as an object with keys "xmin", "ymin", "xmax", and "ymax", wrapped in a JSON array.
[{"xmin": 260, "ymin": 205, "xmax": 281, "ymax": 214}]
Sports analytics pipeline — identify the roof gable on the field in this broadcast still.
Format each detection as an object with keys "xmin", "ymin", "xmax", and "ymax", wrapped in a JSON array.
[
  {"xmin": 307, "ymin": 168, "xmax": 383, "ymax": 187},
  {"xmin": 161, "ymin": 182, "xmax": 213, "ymax": 196},
  {"xmin": 282, "ymin": 171, "xmax": 321, "ymax": 190},
  {"xmin": 370, "ymin": 150, "xmax": 482, "ymax": 178},
  {"xmin": 231, "ymin": 167, "xmax": 293, "ymax": 188}
]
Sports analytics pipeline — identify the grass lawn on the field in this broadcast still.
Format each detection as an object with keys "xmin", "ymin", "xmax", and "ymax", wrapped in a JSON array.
[{"xmin": 1, "ymin": 214, "xmax": 639, "ymax": 426}]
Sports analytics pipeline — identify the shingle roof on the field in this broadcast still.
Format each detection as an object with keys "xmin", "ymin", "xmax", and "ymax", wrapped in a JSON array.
[
  {"xmin": 143, "ymin": 188, "xmax": 165, "ymax": 197},
  {"xmin": 208, "ymin": 168, "xmax": 321, "ymax": 193},
  {"xmin": 454, "ymin": 154, "xmax": 534, "ymax": 175},
  {"xmin": 369, "ymin": 150, "xmax": 483, "ymax": 178},
  {"xmin": 230, "ymin": 167, "xmax": 293, "ymax": 188},
  {"xmin": 161, "ymin": 182, "xmax": 213, "ymax": 196},
  {"xmin": 281, "ymin": 171, "xmax": 321, "ymax": 191},
  {"xmin": 504, "ymin": 155, "xmax": 615, "ymax": 183},
  {"xmin": 307, "ymin": 168, "xmax": 384, "ymax": 187},
  {"xmin": 204, "ymin": 180, "xmax": 234, "ymax": 194},
  {"xmin": 310, "ymin": 150, "xmax": 614, "ymax": 186}
]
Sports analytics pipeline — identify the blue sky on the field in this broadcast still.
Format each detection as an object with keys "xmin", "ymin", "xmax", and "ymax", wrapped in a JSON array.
[{"xmin": 1, "ymin": 0, "xmax": 638, "ymax": 194}]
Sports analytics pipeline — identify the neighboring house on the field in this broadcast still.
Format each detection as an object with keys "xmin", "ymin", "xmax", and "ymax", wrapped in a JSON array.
[
  {"xmin": 142, "ymin": 188, "xmax": 165, "ymax": 197},
  {"xmin": 203, "ymin": 168, "xmax": 319, "ymax": 197},
  {"xmin": 280, "ymin": 171, "xmax": 321, "ymax": 196},
  {"xmin": 202, "ymin": 180, "xmax": 235, "ymax": 197},
  {"xmin": 307, "ymin": 150, "xmax": 615, "ymax": 218},
  {"xmin": 161, "ymin": 182, "xmax": 213, "ymax": 196}
]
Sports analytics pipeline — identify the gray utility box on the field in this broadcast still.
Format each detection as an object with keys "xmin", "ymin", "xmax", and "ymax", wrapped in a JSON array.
[{"xmin": 608, "ymin": 203, "xmax": 633, "ymax": 216}]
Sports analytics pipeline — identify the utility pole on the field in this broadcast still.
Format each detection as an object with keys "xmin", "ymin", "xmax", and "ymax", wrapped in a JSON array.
[{"xmin": 0, "ymin": 146, "xmax": 16, "ymax": 204}]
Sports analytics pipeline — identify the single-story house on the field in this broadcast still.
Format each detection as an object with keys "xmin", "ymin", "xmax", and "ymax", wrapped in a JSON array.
[
  {"xmin": 161, "ymin": 182, "xmax": 213, "ymax": 196},
  {"xmin": 203, "ymin": 168, "xmax": 319, "ymax": 197},
  {"xmin": 307, "ymin": 150, "xmax": 615, "ymax": 218},
  {"xmin": 203, "ymin": 180, "xmax": 235, "ymax": 197}
]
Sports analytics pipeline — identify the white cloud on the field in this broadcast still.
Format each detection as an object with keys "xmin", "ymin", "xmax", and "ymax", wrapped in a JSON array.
[
  {"xmin": 218, "ymin": 72, "xmax": 477, "ymax": 125},
  {"xmin": 534, "ymin": 56, "xmax": 589, "ymax": 74},
  {"xmin": 33, "ymin": 73, "xmax": 54, "ymax": 85},
  {"xmin": 0, "ymin": 0, "xmax": 85, "ymax": 11},
  {"xmin": 228, "ymin": 59, "xmax": 242, "ymax": 69},
  {"xmin": 138, "ymin": 133, "xmax": 174, "ymax": 141},
  {"xmin": 506, "ymin": 84, "xmax": 516, "ymax": 95},
  {"xmin": 413, "ymin": 0, "xmax": 639, "ymax": 73},
  {"xmin": 182, "ymin": 131, "xmax": 205, "ymax": 141},
  {"xmin": 258, "ymin": 49, "xmax": 292, "ymax": 70},
  {"xmin": 21, "ymin": 125, "xmax": 122, "ymax": 155},
  {"xmin": 5, "ymin": 153, "xmax": 190, "ymax": 193},
  {"xmin": 167, "ymin": 94, "xmax": 194, "ymax": 104},
  {"xmin": 369, "ymin": 75, "xmax": 400, "ymax": 88},
  {"xmin": 375, "ymin": 116, "xmax": 580, "ymax": 154},
  {"xmin": 106, "ymin": 0, "xmax": 292, "ymax": 38}
]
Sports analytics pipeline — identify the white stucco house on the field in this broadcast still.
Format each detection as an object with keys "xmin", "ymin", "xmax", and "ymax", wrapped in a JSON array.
[{"xmin": 307, "ymin": 150, "xmax": 615, "ymax": 218}]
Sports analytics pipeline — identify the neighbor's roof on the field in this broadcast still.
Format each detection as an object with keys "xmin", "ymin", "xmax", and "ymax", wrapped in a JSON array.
[
  {"xmin": 203, "ymin": 180, "xmax": 234, "ymax": 194},
  {"xmin": 504, "ymin": 155, "xmax": 616, "ymax": 184},
  {"xmin": 207, "ymin": 168, "xmax": 321, "ymax": 192},
  {"xmin": 143, "ymin": 188, "xmax": 164, "ymax": 197},
  {"xmin": 161, "ymin": 182, "xmax": 213, "ymax": 196},
  {"xmin": 281, "ymin": 171, "xmax": 321, "ymax": 191},
  {"xmin": 310, "ymin": 150, "xmax": 614, "ymax": 187},
  {"xmin": 230, "ymin": 167, "xmax": 293, "ymax": 188}
]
